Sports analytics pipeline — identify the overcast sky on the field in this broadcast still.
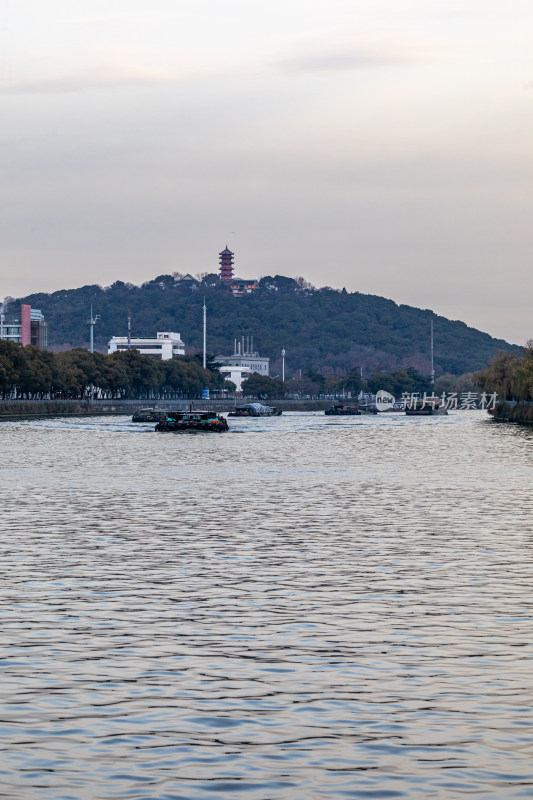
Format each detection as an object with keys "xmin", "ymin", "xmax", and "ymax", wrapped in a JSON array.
[{"xmin": 1, "ymin": 0, "xmax": 532, "ymax": 343}]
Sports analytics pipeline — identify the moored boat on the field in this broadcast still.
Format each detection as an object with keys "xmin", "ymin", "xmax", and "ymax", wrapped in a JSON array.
[{"xmin": 155, "ymin": 411, "xmax": 229, "ymax": 432}]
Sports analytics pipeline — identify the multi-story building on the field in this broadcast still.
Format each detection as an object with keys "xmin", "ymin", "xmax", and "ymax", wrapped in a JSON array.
[
  {"xmin": 215, "ymin": 337, "xmax": 269, "ymax": 391},
  {"xmin": 108, "ymin": 331, "xmax": 185, "ymax": 360},
  {"xmin": 30, "ymin": 309, "xmax": 48, "ymax": 348},
  {"xmin": 0, "ymin": 304, "xmax": 48, "ymax": 349}
]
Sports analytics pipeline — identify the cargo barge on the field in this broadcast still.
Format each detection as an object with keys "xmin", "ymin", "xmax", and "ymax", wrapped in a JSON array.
[{"xmin": 155, "ymin": 411, "xmax": 229, "ymax": 432}]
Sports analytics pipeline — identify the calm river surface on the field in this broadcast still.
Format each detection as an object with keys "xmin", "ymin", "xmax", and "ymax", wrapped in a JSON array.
[{"xmin": 0, "ymin": 411, "xmax": 532, "ymax": 799}]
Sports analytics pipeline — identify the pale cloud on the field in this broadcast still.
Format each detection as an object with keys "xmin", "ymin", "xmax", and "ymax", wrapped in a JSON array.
[
  {"xmin": 278, "ymin": 39, "xmax": 432, "ymax": 74},
  {"xmin": 65, "ymin": 13, "xmax": 151, "ymax": 27},
  {"xmin": 0, "ymin": 65, "xmax": 181, "ymax": 94},
  {"xmin": 2, "ymin": 0, "xmax": 533, "ymax": 344}
]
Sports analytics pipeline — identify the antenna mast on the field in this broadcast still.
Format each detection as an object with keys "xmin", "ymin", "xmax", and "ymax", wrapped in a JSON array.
[
  {"xmin": 203, "ymin": 298, "xmax": 207, "ymax": 369},
  {"xmin": 430, "ymin": 320, "xmax": 435, "ymax": 385}
]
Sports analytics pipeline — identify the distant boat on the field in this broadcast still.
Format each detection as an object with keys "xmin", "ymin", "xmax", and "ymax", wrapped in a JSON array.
[
  {"xmin": 405, "ymin": 402, "xmax": 448, "ymax": 416},
  {"xmin": 357, "ymin": 404, "xmax": 378, "ymax": 414},
  {"xmin": 155, "ymin": 411, "xmax": 229, "ymax": 432},
  {"xmin": 229, "ymin": 403, "xmax": 282, "ymax": 417},
  {"xmin": 325, "ymin": 404, "xmax": 361, "ymax": 416},
  {"xmin": 387, "ymin": 402, "xmax": 404, "ymax": 412},
  {"xmin": 132, "ymin": 408, "xmax": 168, "ymax": 422}
]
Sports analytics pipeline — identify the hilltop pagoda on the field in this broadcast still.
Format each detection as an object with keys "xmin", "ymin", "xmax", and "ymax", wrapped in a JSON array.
[{"xmin": 219, "ymin": 246, "xmax": 234, "ymax": 283}]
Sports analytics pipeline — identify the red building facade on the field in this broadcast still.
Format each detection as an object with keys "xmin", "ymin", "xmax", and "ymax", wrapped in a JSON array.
[{"xmin": 20, "ymin": 304, "xmax": 32, "ymax": 346}]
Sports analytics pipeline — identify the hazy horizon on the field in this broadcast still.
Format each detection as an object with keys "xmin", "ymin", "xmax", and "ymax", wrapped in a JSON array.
[{"xmin": 2, "ymin": 1, "xmax": 532, "ymax": 345}]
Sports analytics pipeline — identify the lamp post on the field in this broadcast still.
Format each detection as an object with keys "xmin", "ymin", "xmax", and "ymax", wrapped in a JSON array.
[
  {"xmin": 87, "ymin": 304, "xmax": 101, "ymax": 354},
  {"xmin": 86, "ymin": 305, "xmax": 101, "ymax": 403},
  {"xmin": 203, "ymin": 298, "xmax": 207, "ymax": 369},
  {"xmin": 281, "ymin": 347, "xmax": 285, "ymax": 383},
  {"xmin": 430, "ymin": 320, "xmax": 435, "ymax": 385},
  {"xmin": 202, "ymin": 298, "xmax": 209, "ymax": 400}
]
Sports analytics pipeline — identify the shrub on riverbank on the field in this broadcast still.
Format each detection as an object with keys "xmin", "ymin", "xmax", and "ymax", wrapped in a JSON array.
[
  {"xmin": 508, "ymin": 404, "xmax": 533, "ymax": 424},
  {"xmin": 511, "ymin": 405, "xmax": 533, "ymax": 423},
  {"xmin": 490, "ymin": 401, "xmax": 533, "ymax": 425}
]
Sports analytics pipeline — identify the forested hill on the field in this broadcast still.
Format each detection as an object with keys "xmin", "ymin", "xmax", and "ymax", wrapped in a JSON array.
[{"xmin": 9, "ymin": 274, "xmax": 519, "ymax": 377}]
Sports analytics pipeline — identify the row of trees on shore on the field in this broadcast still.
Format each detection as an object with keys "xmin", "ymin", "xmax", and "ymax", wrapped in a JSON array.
[
  {"xmin": 0, "ymin": 341, "xmax": 229, "ymax": 399},
  {"xmin": 241, "ymin": 366, "xmax": 475, "ymax": 400},
  {"xmin": 1, "ymin": 338, "xmax": 480, "ymax": 402}
]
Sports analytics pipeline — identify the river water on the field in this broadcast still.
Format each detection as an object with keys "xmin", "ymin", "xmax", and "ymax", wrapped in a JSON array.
[{"xmin": 0, "ymin": 411, "xmax": 532, "ymax": 799}]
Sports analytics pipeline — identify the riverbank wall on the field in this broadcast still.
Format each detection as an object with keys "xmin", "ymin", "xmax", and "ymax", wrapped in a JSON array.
[
  {"xmin": 489, "ymin": 401, "xmax": 533, "ymax": 425},
  {"xmin": 0, "ymin": 398, "xmax": 332, "ymax": 418},
  {"xmin": 0, "ymin": 401, "xmax": 90, "ymax": 418}
]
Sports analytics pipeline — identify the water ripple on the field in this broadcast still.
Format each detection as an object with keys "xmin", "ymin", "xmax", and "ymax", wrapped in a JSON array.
[{"xmin": 0, "ymin": 412, "xmax": 532, "ymax": 798}]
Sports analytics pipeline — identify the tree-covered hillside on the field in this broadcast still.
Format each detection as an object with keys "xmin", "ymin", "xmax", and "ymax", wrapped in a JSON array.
[{"xmin": 8, "ymin": 274, "xmax": 520, "ymax": 377}]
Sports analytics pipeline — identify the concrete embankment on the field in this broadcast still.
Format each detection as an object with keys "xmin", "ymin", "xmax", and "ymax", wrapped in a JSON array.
[
  {"xmin": 0, "ymin": 398, "xmax": 332, "ymax": 418},
  {"xmin": 0, "ymin": 401, "xmax": 90, "ymax": 419},
  {"xmin": 489, "ymin": 401, "xmax": 533, "ymax": 425}
]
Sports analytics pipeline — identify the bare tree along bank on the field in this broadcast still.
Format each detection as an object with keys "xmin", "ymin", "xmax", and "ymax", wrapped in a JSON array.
[{"xmin": 475, "ymin": 343, "xmax": 533, "ymax": 425}]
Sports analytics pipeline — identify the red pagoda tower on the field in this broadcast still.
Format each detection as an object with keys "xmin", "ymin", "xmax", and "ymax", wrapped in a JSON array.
[{"xmin": 219, "ymin": 246, "xmax": 234, "ymax": 283}]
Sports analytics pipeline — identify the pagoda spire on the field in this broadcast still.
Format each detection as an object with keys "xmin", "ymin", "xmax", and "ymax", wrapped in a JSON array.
[{"xmin": 219, "ymin": 246, "xmax": 234, "ymax": 283}]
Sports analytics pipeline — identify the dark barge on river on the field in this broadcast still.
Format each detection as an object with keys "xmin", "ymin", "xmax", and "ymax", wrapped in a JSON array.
[
  {"xmin": 155, "ymin": 411, "xmax": 229, "ymax": 433},
  {"xmin": 229, "ymin": 403, "xmax": 282, "ymax": 417},
  {"xmin": 325, "ymin": 404, "xmax": 361, "ymax": 416},
  {"xmin": 132, "ymin": 408, "xmax": 168, "ymax": 422}
]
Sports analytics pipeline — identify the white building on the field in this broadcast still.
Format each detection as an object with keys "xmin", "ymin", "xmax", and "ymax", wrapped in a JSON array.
[
  {"xmin": 217, "ymin": 364, "xmax": 253, "ymax": 392},
  {"xmin": 108, "ymin": 332, "xmax": 185, "ymax": 360},
  {"xmin": 215, "ymin": 338, "xmax": 270, "ymax": 391}
]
